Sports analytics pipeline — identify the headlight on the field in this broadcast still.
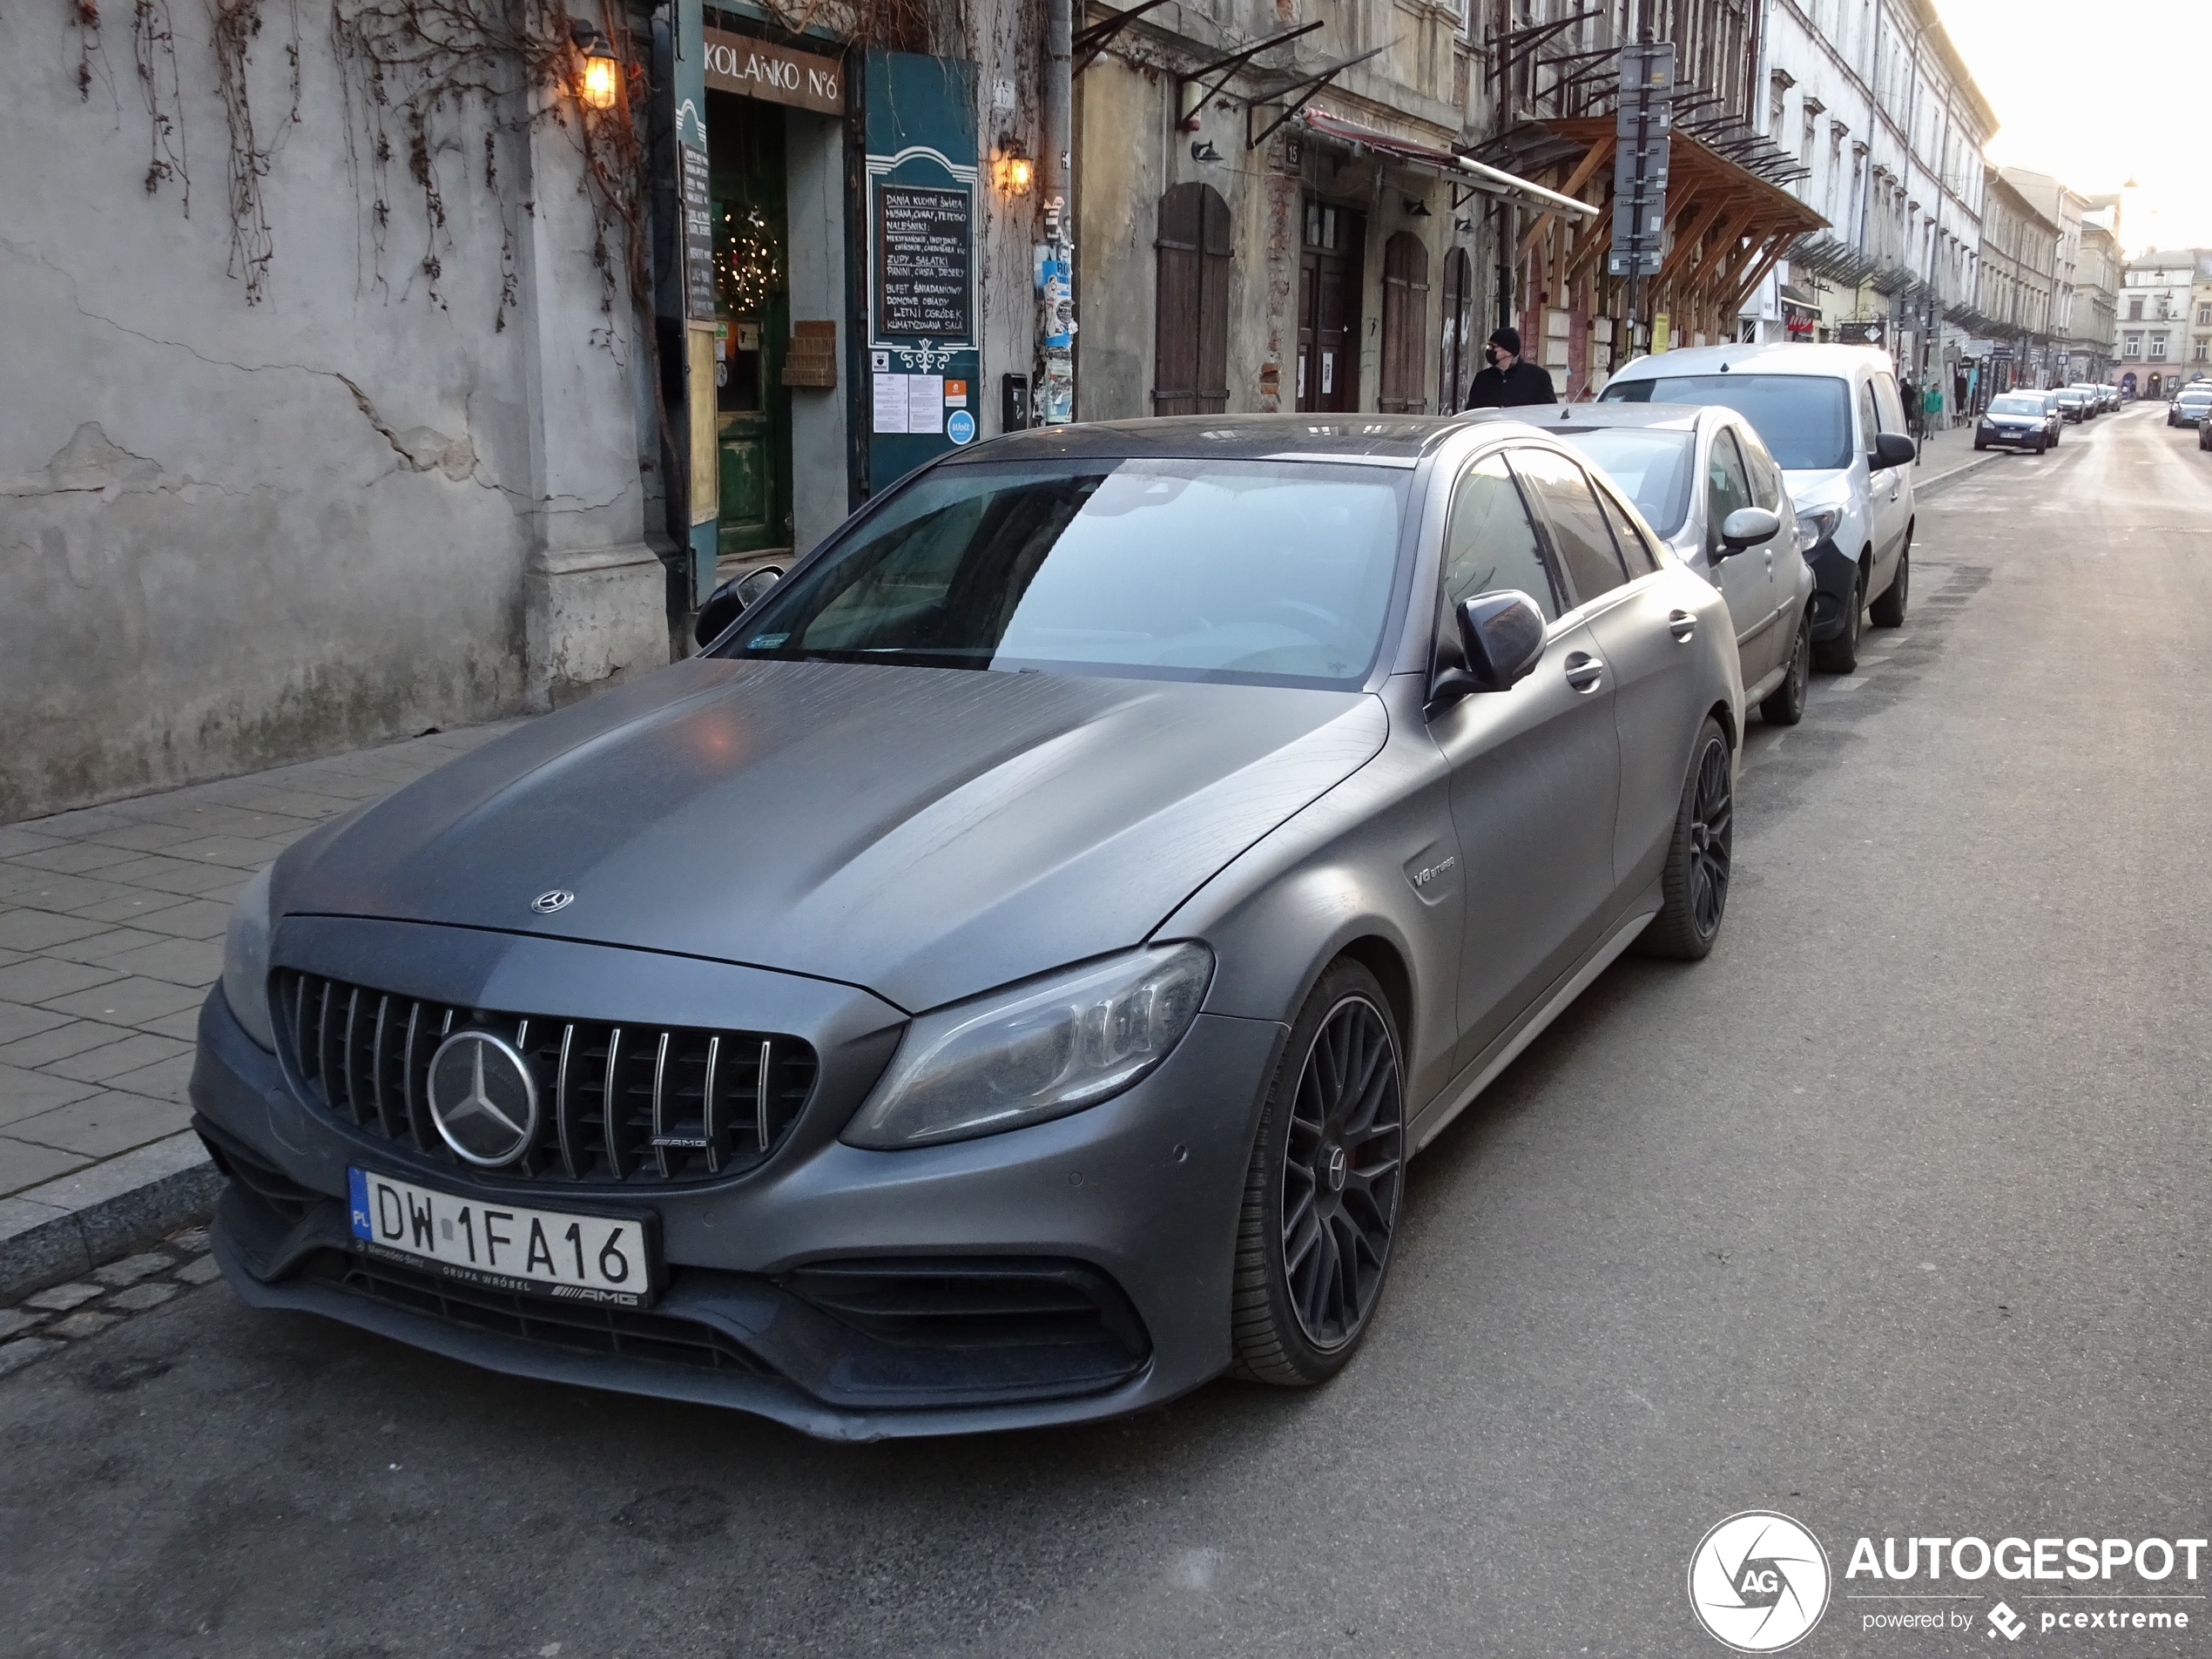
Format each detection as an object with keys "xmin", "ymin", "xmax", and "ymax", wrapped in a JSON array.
[
  {"xmin": 1795, "ymin": 507, "xmax": 1840, "ymax": 553},
  {"xmin": 220, "ymin": 863, "xmax": 277, "ymax": 1051},
  {"xmin": 842, "ymin": 944, "xmax": 1214, "ymax": 1150}
]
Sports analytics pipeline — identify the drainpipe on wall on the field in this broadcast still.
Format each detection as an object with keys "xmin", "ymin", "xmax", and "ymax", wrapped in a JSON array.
[{"xmin": 1036, "ymin": 0, "xmax": 1076, "ymax": 423}]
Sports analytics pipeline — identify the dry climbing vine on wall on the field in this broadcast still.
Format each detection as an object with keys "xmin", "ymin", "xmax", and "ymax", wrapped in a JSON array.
[
  {"xmin": 329, "ymin": 0, "xmax": 645, "ymax": 332},
  {"xmin": 210, "ymin": 0, "xmax": 303, "ymax": 301},
  {"xmin": 135, "ymin": 0, "xmax": 191, "ymax": 201}
]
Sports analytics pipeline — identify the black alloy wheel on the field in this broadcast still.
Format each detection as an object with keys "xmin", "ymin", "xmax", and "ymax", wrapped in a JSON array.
[
  {"xmin": 1636, "ymin": 718, "xmax": 1734, "ymax": 961},
  {"xmin": 1760, "ymin": 608, "xmax": 1811, "ymax": 725},
  {"xmin": 1231, "ymin": 960, "xmax": 1406, "ymax": 1386}
]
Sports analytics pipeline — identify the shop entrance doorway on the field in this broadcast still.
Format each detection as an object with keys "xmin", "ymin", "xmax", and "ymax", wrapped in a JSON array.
[{"xmin": 709, "ymin": 91, "xmax": 792, "ymax": 561}]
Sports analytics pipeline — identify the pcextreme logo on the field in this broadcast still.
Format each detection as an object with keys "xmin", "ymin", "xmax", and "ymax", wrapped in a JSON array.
[{"xmin": 1689, "ymin": 1511, "xmax": 1833, "ymax": 1653}]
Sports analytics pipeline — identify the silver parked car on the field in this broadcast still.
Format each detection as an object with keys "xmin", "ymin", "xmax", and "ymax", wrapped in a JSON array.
[
  {"xmin": 195, "ymin": 416, "xmax": 1744, "ymax": 1439},
  {"xmin": 1535, "ymin": 403, "xmax": 1815, "ymax": 726}
]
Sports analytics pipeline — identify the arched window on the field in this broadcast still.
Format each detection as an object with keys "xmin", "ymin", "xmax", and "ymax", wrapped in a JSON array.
[
  {"xmin": 1438, "ymin": 246, "xmax": 1474, "ymax": 413},
  {"xmin": 1154, "ymin": 183, "xmax": 1231, "ymax": 415},
  {"xmin": 1379, "ymin": 232, "xmax": 1430, "ymax": 414}
]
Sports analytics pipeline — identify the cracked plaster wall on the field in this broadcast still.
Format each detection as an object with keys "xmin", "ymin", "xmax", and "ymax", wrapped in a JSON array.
[{"xmin": 0, "ymin": 1, "xmax": 669, "ymax": 822}]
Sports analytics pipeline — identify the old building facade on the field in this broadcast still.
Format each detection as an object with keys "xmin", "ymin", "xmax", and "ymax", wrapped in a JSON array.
[{"xmin": 2115, "ymin": 250, "xmax": 2199, "ymax": 397}]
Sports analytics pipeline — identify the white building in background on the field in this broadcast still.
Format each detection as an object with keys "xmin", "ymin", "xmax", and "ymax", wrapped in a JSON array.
[
  {"xmin": 2117, "ymin": 250, "xmax": 2200, "ymax": 398},
  {"xmin": 1743, "ymin": 0, "xmax": 1994, "ymax": 420},
  {"xmin": 2003, "ymin": 169, "xmax": 2088, "ymax": 383}
]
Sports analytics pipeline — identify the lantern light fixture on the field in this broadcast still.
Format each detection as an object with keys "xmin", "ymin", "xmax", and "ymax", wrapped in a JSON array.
[
  {"xmin": 570, "ymin": 17, "xmax": 620, "ymax": 110},
  {"xmin": 993, "ymin": 145, "xmax": 1035, "ymax": 194}
]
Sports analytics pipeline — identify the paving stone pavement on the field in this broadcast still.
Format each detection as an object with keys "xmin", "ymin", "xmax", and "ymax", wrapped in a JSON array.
[
  {"xmin": 0, "ymin": 1222, "xmax": 218, "ymax": 1375},
  {"xmin": 0, "ymin": 724, "xmax": 516, "ymax": 1200}
]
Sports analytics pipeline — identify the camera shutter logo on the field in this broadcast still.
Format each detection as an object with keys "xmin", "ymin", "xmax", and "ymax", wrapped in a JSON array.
[{"xmin": 1689, "ymin": 1511, "xmax": 1831, "ymax": 1652}]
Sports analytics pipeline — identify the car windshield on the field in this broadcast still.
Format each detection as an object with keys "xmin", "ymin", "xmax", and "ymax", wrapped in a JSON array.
[
  {"xmin": 713, "ymin": 458, "xmax": 1407, "ymax": 689},
  {"xmin": 2182, "ymin": 389, "xmax": 2212, "ymax": 403},
  {"xmin": 1551, "ymin": 428, "xmax": 1696, "ymax": 536},
  {"xmin": 1989, "ymin": 395, "xmax": 2044, "ymax": 415},
  {"xmin": 1600, "ymin": 374, "xmax": 1852, "ymax": 469}
]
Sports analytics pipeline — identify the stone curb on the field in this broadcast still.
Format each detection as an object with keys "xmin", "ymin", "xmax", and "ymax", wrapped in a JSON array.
[
  {"xmin": 1913, "ymin": 446, "xmax": 2005, "ymax": 494},
  {"xmin": 0, "ymin": 1131, "xmax": 222, "ymax": 1304}
]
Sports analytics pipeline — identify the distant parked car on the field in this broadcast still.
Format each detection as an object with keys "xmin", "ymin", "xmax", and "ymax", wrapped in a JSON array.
[
  {"xmin": 1976, "ymin": 392, "xmax": 2056, "ymax": 454},
  {"xmin": 2099, "ymin": 384, "xmax": 2121, "ymax": 413},
  {"xmin": 2201, "ymin": 415, "xmax": 2212, "ymax": 451},
  {"xmin": 2054, "ymin": 388, "xmax": 2090, "ymax": 423},
  {"xmin": 1601, "ymin": 341, "xmax": 1915, "ymax": 675},
  {"xmin": 1541, "ymin": 403, "xmax": 1817, "ymax": 721},
  {"xmin": 2169, "ymin": 383, "xmax": 2212, "ymax": 427}
]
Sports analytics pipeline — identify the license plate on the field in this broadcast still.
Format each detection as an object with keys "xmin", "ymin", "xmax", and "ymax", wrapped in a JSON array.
[{"xmin": 347, "ymin": 1169, "xmax": 659, "ymax": 1308}]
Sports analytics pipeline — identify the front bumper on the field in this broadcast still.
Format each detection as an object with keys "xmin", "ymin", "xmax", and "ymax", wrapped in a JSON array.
[
  {"xmin": 191, "ymin": 924, "xmax": 1287, "ymax": 1440},
  {"xmin": 1977, "ymin": 424, "xmax": 2043, "ymax": 450},
  {"xmin": 1802, "ymin": 536, "xmax": 1860, "ymax": 642}
]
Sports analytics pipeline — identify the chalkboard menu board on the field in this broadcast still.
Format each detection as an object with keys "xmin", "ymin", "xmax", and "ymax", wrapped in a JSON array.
[
  {"xmin": 875, "ymin": 184, "xmax": 972, "ymax": 341},
  {"xmin": 680, "ymin": 142, "xmax": 715, "ymax": 324}
]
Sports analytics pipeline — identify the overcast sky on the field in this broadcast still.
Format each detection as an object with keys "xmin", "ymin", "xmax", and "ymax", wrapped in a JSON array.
[{"xmin": 1933, "ymin": 0, "xmax": 2210, "ymax": 253}]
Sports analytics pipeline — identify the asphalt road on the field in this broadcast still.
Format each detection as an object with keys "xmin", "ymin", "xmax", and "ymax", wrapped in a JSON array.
[{"xmin": 6, "ymin": 402, "xmax": 2211, "ymax": 1659}]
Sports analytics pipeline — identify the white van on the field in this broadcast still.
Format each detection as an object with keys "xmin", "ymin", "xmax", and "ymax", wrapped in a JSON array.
[{"xmin": 1598, "ymin": 343, "xmax": 1916, "ymax": 672}]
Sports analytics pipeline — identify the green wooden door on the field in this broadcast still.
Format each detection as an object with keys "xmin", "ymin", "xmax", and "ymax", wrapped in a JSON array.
[{"xmin": 710, "ymin": 94, "xmax": 792, "ymax": 558}]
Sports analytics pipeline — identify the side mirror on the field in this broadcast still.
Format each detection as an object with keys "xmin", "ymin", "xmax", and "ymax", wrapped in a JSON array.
[
  {"xmin": 1431, "ymin": 590, "xmax": 1548, "ymax": 712},
  {"xmin": 1872, "ymin": 431, "xmax": 1918, "ymax": 470},
  {"xmin": 693, "ymin": 564, "xmax": 785, "ymax": 648},
  {"xmin": 1716, "ymin": 506, "xmax": 1781, "ymax": 556}
]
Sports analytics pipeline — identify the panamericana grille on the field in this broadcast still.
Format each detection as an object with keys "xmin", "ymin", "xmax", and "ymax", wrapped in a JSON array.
[{"xmin": 273, "ymin": 970, "xmax": 817, "ymax": 1184}]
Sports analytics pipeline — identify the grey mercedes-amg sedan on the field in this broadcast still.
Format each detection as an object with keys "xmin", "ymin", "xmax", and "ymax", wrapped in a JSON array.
[{"xmin": 192, "ymin": 415, "xmax": 1748, "ymax": 1440}]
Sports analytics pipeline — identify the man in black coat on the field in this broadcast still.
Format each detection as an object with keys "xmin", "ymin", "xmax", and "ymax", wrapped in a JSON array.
[{"xmin": 1463, "ymin": 327, "xmax": 1558, "ymax": 408}]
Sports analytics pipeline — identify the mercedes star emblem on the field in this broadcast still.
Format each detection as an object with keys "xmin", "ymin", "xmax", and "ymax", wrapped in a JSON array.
[
  {"xmin": 531, "ymin": 889, "xmax": 574, "ymax": 914},
  {"xmin": 425, "ymin": 1031, "xmax": 539, "ymax": 1166}
]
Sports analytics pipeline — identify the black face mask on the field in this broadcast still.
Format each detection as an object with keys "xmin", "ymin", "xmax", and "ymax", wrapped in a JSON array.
[{"xmin": 1485, "ymin": 346, "xmax": 1501, "ymax": 367}]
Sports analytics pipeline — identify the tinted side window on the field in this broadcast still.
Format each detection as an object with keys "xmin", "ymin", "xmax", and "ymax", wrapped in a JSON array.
[
  {"xmin": 1872, "ymin": 373, "xmax": 1908, "ymax": 435},
  {"xmin": 1595, "ymin": 482, "xmax": 1658, "ymax": 575},
  {"xmin": 1737, "ymin": 424, "xmax": 1785, "ymax": 511},
  {"xmin": 1511, "ymin": 447, "xmax": 1629, "ymax": 605},
  {"xmin": 1706, "ymin": 429, "xmax": 1755, "ymax": 554},
  {"xmin": 1443, "ymin": 453, "xmax": 1561, "ymax": 620}
]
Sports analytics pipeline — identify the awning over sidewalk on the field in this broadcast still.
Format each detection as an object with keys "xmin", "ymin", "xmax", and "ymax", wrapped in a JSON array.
[
  {"xmin": 1481, "ymin": 117, "xmax": 1827, "ymax": 341},
  {"xmin": 1298, "ymin": 108, "xmax": 1602, "ymax": 219}
]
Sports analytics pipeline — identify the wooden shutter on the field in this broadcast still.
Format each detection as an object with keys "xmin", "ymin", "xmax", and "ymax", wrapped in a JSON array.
[
  {"xmin": 1379, "ymin": 232, "xmax": 1430, "ymax": 415},
  {"xmin": 1155, "ymin": 184, "xmax": 1232, "ymax": 415}
]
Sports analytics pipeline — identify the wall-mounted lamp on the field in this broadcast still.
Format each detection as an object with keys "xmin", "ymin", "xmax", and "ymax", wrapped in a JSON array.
[
  {"xmin": 1191, "ymin": 139, "xmax": 1223, "ymax": 163},
  {"xmin": 1453, "ymin": 215, "xmax": 1474, "ymax": 234},
  {"xmin": 993, "ymin": 143, "xmax": 1034, "ymax": 194},
  {"xmin": 1403, "ymin": 196, "xmax": 1432, "ymax": 217},
  {"xmin": 570, "ymin": 17, "xmax": 619, "ymax": 110}
]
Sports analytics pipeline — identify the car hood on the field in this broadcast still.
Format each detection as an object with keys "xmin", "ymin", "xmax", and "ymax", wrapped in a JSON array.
[{"xmin": 279, "ymin": 658, "xmax": 1389, "ymax": 1012}]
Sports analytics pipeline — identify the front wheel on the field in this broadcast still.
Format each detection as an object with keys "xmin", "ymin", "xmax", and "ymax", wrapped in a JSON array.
[
  {"xmin": 1870, "ymin": 543, "xmax": 1909, "ymax": 629},
  {"xmin": 1231, "ymin": 959, "xmax": 1406, "ymax": 1386},
  {"xmin": 1760, "ymin": 609, "xmax": 1811, "ymax": 726},
  {"xmin": 1813, "ymin": 570, "xmax": 1863, "ymax": 673},
  {"xmin": 1635, "ymin": 718, "xmax": 1734, "ymax": 961}
]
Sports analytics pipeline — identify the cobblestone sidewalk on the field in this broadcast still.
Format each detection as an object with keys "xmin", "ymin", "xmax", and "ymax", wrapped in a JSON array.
[
  {"xmin": 0, "ymin": 1222, "xmax": 219, "ymax": 1376},
  {"xmin": 0, "ymin": 725, "xmax": 512, "ymax": 1202}
]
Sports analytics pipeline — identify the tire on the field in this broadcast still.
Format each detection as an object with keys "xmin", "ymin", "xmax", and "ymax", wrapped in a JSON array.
[
  {"xmin": 1973, "ymin": 438, "xmax": 1985, "ymax": 451},
  {"xmin": 1634, "ymin": 718, "xmax": 1734, "ymax": 961},
  {"xmin": 1870, "ymin": 541, "xmax": 1909, "ymax": 629},
  {"xmin": 1760, "ymin": 608, "xmax": 1811, "ymax": 726},
  {"xmin": 1230, "ymin": 958, "xmax": 1406, "ymax": 1386},
  {"xmin": 2034, "ymin": 437, "xmax": 2048, "ymax": 455},
  {"xmin": 1812, "ymin": 568, "xmax": 1862, "ymax": 673}
]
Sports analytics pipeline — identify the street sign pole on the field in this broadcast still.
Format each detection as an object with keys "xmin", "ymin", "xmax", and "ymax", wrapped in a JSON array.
[{"xmin": 1608, "ymin": 38, "xmax": 1674, "ymax": 363}]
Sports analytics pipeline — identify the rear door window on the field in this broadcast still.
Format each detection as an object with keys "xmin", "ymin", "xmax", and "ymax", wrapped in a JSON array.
[
  {"xmin": 1737, "ymin": 423, "xmax": 1786, "ymax": 511},
  {"xmin": 1595, "ymin": 482, "xmax": 1659, "ymax": 575},
  {"xmin": 1860, "ymin": 381, "xmax": 1881, "ymax": 453},
  {"xmin": 1442, "ymin": 453, "xmax": 1563, "ymax": 620},
  {"xmin": 1510, "ymin": 447, "xmax": 1630, "ymax": 606}
]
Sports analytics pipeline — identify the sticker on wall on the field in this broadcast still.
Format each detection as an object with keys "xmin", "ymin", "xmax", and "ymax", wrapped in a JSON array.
[{"xmin": 948, "ymin": 409, "xmax": 976, "ymax": 445}]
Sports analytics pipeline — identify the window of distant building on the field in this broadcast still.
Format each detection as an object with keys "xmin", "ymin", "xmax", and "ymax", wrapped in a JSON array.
[
  {"xmin": 2123, "ymin": 333, "xmax": 2142, "ymax": 359},
  {"xmin": 2199, "ymin": 303, "xmax": 2211, "ymax": 326},
  {"xmin": 2149, "ymin": 334, "xmax": 2168, "ymax": 361},
  {"xmin": 2195, "ymin": 340, "xmax": 2209, "ymax": 362},
  {"xmin": 2128, "ymin": 296, "xmax": 2143, "ymax": 320}
]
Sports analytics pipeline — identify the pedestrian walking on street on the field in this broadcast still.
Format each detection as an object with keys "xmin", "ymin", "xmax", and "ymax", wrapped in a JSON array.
[{"xmin": 1465, "ymin": 327, "xmax": 1557, "ymax": 408}]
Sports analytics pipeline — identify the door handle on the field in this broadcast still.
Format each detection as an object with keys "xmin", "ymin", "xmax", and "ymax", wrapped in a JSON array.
[
  {"xmin": 1668, "ymin": 610, "xmax": 1696, "ymax": 643},
  {"xmin": 1564, "ymin": 652, "xmax": 1604, "ymax": 691}
]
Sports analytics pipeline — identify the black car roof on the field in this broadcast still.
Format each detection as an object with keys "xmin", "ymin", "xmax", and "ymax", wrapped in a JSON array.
[{"xmin": 945, "ymin": 412, "xmax": 1521, "ymax": 468}]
